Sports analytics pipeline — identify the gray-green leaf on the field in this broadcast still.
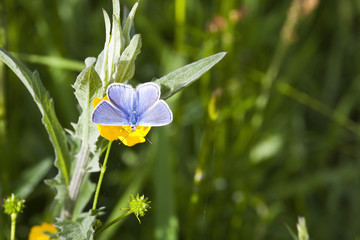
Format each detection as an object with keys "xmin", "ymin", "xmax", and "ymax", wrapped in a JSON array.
[
  {"xmin": 56, "ymin": 211, "xmax": 96, "ymax": 240},
  {"xmin": 114, "ymin": 34, "xmax": 142, "ymax": 83},
  {"xmin": 122, "ymin": 2, "xmax": 139, "ymax": 46},
  {"xmin": 154, "ymin": 52, "xmax": 227, "ymax": 99},
  {"xmin": 66, "ymin": 58, "xmax": 102, "ymax": 218},
  {"xmin": 72, "ymin": 57, "xmax": 102, "ymax": 153}
]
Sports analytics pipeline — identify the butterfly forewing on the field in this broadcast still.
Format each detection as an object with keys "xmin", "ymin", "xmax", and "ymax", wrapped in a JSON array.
[
  {"xmin": 107, "ymin": 83, "xmax": 134, "ymax": 116},
  {"xmin": 92, "ymin": 100, "xmax": 130, "ymax": 125},
  {"xmin": 138, "ymin": 100, "xmax": 173, "ymax": 126},
  {"xmin": 136, "ymin": 82, "xmax": 161, "ymax": 114}
]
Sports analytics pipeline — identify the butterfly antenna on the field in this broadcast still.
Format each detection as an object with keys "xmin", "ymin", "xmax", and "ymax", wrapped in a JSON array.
[
  {"xmin": 145, "ymin": 135, "xmax": 152, "ymax": 144},
  {"xmin": 138, "ymin": 129, "xmax": 152, "ymax": 144},
  {"xmin": 118, "ymin": 129, "xmax": 132, "ymax": 145}
]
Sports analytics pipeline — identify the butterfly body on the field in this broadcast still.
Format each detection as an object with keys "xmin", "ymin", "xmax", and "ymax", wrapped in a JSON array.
[
  {"xmin": 92, "ymin": 82, "xmax": 173, "ymax": 131},
  {"xmin": 129, "ymin": 111, "xmax": 137, "ymax": 131}
]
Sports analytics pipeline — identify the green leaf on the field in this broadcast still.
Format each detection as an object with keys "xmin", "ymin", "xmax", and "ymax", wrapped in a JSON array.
[
  {"xmin": 45, "ymin": 176, "xmax": 68, "ymax": 218},
  {"xmin": 72, "ymin": 57, "xmax": 102, "ymax": 154},
  {"xmin": 56, "ymin": 211, "xmax": 96, "ymax": 240},
  {"xmin": 67, "ymin": 57, "xmax": 102, "ymax": 218},
  {"xmin": 114, "ymin": 34, "xmax": 142, "ymax": 83},
  {"xmin": 0, "ymin": 47, "xmax": 70, "ymax": 184},
  {"xmin": 95, "ymin": 1, "xmax": 139, "ymax": 89},
  {"xmin": 12, "ymin": 52, "xmax": 85, "ymax": 71},
  {"xmin": 95, "ymin": 10, "xmax": 111, "ymax": 83},
  {"xmin": 110, "ymin": 13, "xmax": 123, "ymax": 68},
  {"xmin": 154, "ymin": 52, "xmax": 227, "ymax": 99},
  {"xmin": 112, "ymin": 0, "xmax": 120, "ymax": 19},
  {"xmin": 122, "ymin": 2, "xmax": 139, "ymax": 46},
  {"xmin": 99, "ymin": 5, "xmax": 123, "ymax": 88},
  {"xmin": 71, "ymin": 173, "xmax": 96, "ymax": 221}
]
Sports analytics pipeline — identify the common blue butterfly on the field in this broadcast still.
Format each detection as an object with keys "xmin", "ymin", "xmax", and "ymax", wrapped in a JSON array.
[{"xmin": 92, "ymin": 82, "xmax": 173, "ymax": 131}]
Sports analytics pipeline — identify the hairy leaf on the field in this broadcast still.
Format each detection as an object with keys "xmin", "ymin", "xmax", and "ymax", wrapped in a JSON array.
[
  {"xmin": 123, "ymin": 2, "xmax": 139, "ymax": 46},
  {"xmin": 114, "ymin": 34, "xmax": 142, "ymax": 83},
  {"xmin": 95, "ymin": 9, "xmax": 111, "ymax": 84},
  {"xmin": 67, "ymin": 58, "xmax": 102, "ymax": 218},
  {"xmin": 56, "ymin": 211, "xmax": 96, "ymax": 240},
  {"xmin": 72, "ymin": 57, "xmax": 102, "ymax": 154}
]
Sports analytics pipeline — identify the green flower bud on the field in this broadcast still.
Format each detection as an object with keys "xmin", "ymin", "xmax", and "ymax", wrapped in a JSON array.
[
  {"xmin": 3, "ymin": 194, "xmax": 25, "ymax": 216},
  {"xmin": 297, "ymin": 216, "xmax": 309, "ymax": 240},
  {"xmin": 128, "ymin": 193, "xmax": 151, "ymax": 223}
]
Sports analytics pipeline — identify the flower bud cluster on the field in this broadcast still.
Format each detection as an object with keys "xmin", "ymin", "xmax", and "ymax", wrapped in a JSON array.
[{"xmin": 3, "ymin": 194, "xmax": 25, "ymax": 216}]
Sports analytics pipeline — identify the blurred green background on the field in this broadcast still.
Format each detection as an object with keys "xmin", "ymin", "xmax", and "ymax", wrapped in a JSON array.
[{"xmin": 1, "ymin": 0, "xmax": 360, "ymax": 239}]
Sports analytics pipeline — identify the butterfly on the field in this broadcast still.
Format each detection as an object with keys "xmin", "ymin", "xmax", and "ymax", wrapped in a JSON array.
[{"xmin": 92, "ymin": 82, "xmax": 173, "ymax": 131}]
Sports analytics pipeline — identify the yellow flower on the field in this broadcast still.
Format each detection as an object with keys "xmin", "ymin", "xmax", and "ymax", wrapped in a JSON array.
[
  {"xmin": 28, "ymin": 223, "xmax": 56, "ymax": 240},
  {"xmin": 93, "ymin": 97, "xmax": 151, "ymax": 146}
]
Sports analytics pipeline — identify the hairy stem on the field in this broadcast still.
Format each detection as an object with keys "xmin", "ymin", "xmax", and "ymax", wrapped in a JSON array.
[{"xmin": 62, "ymin": 141, "xmax": 89, "ymax": 218}]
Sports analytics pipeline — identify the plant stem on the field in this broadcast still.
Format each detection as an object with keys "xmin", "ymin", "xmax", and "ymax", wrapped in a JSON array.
[
  {"xmin": 92, "ymin": 140, "xmax": 113, "ymax": 211},
  {"xmin": 64, "ymin": 141, "xmax": 90, "ymax": 218},
  {"xmin": 10, "ymin": 213, "xmax": 16, "ymax": 240},
  {"xmin": 251, "ymin": 40, "xmax": 289, "ymax": 130},
  {"xmin": 175, "ymin": 0, "xmax": 186, "ymax": 52},
  {"xmin": 94, "ymin": 211, "xmax": 131, "ymax": 237}
]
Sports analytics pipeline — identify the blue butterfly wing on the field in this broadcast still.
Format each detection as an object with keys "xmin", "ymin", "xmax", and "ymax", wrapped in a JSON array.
[
  {"xmin": 107, "ymin": 83, "xmax": 134, "ymax": 116},
  {"xmin": 136, "ymin": 82, "xmax": 161, "ymax": 114},
  {"xmin": 92, "ymin": 100, "xmax": 130, "ymax": 125},
  {"xmin": 137, "ymin": 100, "xmax": 173, "ymax": 126}
]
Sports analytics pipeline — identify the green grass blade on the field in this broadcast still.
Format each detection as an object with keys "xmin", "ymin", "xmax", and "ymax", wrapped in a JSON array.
[
  {"xmin": 153, "ymin": 128, "xmax": 178, "ymax": 240},
  {"xmin": 283, "ymin": 221, "xmax": 299, "ymax": 240},
  {"xmin": 12, "ymin": 52, "xmax": 85, "ymax": 71},
  {"xmin": 14, "ymin": 157, "xmax": 53, "ymax": 198}
]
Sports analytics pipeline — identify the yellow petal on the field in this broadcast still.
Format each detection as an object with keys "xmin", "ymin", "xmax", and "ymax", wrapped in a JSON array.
[
  {"xmin": 28, "ymin": 223, "xmax": 56, "ymax": 240},
  {"xmin": 93, "ymin": 96, "xmax": 109, "ymax": 108},
  {"xmin": 97, "ymin": 125, "xmax": 126, "ymax": 141},
  {"xmin": 118, "ymin": 126, "xmax": 151, "ymax": 146}
]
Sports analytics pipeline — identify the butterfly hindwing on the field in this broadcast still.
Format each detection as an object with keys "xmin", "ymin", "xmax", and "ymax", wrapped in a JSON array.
[{"xmin": 92, "ymin": 100, "xmax": 130, "ymax": 125}]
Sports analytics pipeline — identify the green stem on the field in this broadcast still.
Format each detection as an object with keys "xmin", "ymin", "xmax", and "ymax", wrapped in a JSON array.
[
  {"xmin": 92, "ymin": 140, "xmax": 113, "ymax": 211},
  {"xmin": 251, "ymin": 40, "xmax": 289, "ymax": 130},
  {"xmin": 10, "ymin": 213, "xmax": 16, "ymax": 240},
  {"xmin": 175, "ymin": 0, "xmax": 186, "ymax": 52},
  {"xmin": 0, "ymin": 0, "xmax": 6, "ymax": 145},
  {"xmin": 94, "ymin": 211, "xmax": 131, "ymax": 237}
]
